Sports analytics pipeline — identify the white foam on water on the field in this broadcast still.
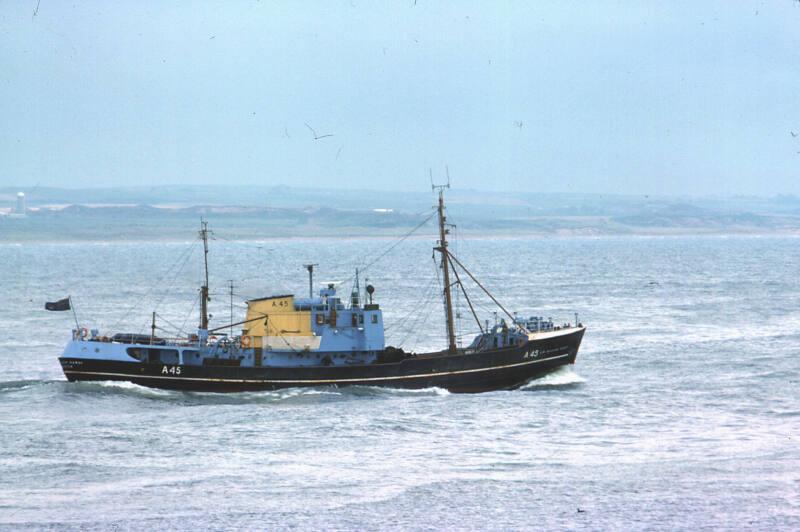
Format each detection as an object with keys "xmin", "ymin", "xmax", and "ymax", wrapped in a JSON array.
[
  {"xmin": 266, "ymin": 387, "xmax": 344, "ymax": 401},
  {"xmin": 180, "ymin": 386, "xmax": 349, "ymax": 405},
  {"xmin": 350, "ymin": 385, "xmax": 451, "ymax": 397},
  {"xmin": 519, "ymin": 366, "xmax": 585, "ymax": 389},
  {"xmin": 158, "ymin": 385, "xmax": 450, "ymax": 405},
  {"xmin": 87, "ymin": 379, "xmax": 177, "ymax": 398}
]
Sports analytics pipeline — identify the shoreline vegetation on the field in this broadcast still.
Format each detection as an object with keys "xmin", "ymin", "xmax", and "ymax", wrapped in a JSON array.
[{"xmin": 2, "ymin": 185, "xmax": 800, "ymax": 242}]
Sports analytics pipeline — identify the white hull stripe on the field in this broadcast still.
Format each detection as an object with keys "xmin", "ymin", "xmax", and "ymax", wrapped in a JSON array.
[{"xmin": 63, "ymin": 354, "xmax": 572, "ymax": 384}]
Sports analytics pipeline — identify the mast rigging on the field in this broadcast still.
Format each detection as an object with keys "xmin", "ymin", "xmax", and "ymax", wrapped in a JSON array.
[
  {"xmin": 447, "ymin": 254, "xmax": 485, "ymax": 334},
  {"xmin": 447, "ymin": 252, "xmax": 528, "ymax": 333}
]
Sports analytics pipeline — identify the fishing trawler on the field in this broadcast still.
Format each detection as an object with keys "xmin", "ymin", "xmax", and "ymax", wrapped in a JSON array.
[{"xmin": 56, "ymin": 187, "xmax": 585, "ymax": 393}]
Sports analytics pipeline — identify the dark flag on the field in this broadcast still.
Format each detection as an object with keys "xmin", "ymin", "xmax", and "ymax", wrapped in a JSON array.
[{"xmin": 45, "ymin": 298, "xmax": 71, "ymax": 311}]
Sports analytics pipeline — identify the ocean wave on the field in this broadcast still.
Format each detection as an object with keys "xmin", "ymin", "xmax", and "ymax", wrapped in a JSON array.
[
  {"xmin": 48, "ymin": 380, "xmax": 454, "ymax": 405},
  {"xmin": 182, "ymin": 386, "xmax": 348, "ymax": 405},
  {"xmin": 519, "ymin": 367, "xmax": 585, "ymax": 390},
  {"xmin": 0, "ymin": 379, "xmax": 56, "ymax": 392},
  {"xmin": 0, "ymin": 378, "xmax": 178, "ymax": 400},
  {"xmin": 181, "ymin": 384, "xmax": 451, "ymax": 405},
  {"xmin": 772, "ymin": 410, "xmax": 800, "ymax": 418},
  {"xmin": 341, "ymin": 385, "xmax": 451, "ymax": 397},
  {"xmin": 92, "ymin": 379, "xmax": 177, "ymax": 396},
  {"xmin": 5, "ymin": 371, "xmax": 572, "ymax": 402},
  {"xmin": 65, "ymin": 380, "xmax": 182, "ymax": 400}
]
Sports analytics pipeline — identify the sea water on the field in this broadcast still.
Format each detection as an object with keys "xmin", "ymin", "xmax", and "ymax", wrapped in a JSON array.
[{"xmin": 0, "ymin": 235, "xmax": 798, "ymax": 530}]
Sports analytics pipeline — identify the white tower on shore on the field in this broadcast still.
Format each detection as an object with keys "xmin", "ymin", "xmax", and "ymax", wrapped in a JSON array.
[{"xmin": 16, "ymin": 192, "xmax": 26, "ymax": 215}]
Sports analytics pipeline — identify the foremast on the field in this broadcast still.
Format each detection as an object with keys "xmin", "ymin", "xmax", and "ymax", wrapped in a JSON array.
[
  {"xmin": 434, "ymin": 184, "xmax": 458, "ymax": 354},
  {"xmin": 199, "ymin": 220, "xmax": 211, "ymax": 332}
]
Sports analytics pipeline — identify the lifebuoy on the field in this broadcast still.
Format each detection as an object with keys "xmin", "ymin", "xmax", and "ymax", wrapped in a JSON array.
[
  {"xmin": 241, "ymin": 335, "xmax": 251, "ymax": 348},
  {"xmin": 80, "ymin": 327, "xmax": 89, "ymax": 339}
]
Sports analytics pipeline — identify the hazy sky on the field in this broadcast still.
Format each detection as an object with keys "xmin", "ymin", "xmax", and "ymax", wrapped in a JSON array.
[{"xmin": 1, "ymin": 1, "xmax": 799, "ymax": 195}]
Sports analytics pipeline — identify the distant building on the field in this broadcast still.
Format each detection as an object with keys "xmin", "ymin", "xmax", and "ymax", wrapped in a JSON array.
[{"xmin": 16, "ymin": 192, "xmax": 26, "ymax": 215}]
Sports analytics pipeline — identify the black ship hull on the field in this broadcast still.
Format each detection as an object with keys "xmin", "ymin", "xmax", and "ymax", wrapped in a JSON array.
[{"xmin": 60, "ymin": 328, "xmax": 584, "ymax": 394}]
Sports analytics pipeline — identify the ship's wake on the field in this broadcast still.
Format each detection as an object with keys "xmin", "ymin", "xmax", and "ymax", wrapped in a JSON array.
[
  {"xmin": 183, "ymin": 385, "xmax": 451, "ymax": 405},
  {"xmin": 23, "ymin": 379, "xmax": 454, "ymax": 405},
  {"xmin": 3, "ymin": 373, "xmax": 575, "ymax": 402}
]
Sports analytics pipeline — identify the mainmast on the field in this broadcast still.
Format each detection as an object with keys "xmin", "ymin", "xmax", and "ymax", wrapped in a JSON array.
[
  {"xmin": 199, "ymin": 220, "xmax": 211, "ymax": 330},
  {"xmin": 433, "ymin": 183, "xmax": 458, "ymax": 354}
]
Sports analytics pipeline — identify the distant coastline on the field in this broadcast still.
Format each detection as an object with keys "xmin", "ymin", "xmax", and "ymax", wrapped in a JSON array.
[{"xmin": 2, "ymin": 185, "xmax": 800, "ymax": 242}]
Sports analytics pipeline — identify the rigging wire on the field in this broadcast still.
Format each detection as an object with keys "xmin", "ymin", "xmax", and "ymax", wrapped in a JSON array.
[
  {"xmin": 396, "ymin": 283, "xmax": 439, "ymax": 350},
  {"xmin": 152, "ymin": 313, "xmax": 189, "ymax": 337},
  {"xmin": 404, "ymin": 290, "xmax": 439, "ymax": 353},
  {"xmin": 448, "ymin": 251, "xmax": 525, "ymax": 331},
  {"xmin": 448, "ymin": 255, "xmax": 485, "ymax": 335},
  {"xmin": 393, "ymin": 255, "xmax": 442, "ymax": 349},
  {"xmin": 152, "ymin": 245, "xmax": 198, "ymax": 314},
  {"xmin": 383, "ymin": 254, "xmax": 440, "ymax": 336},
  {"xmin": 450, "ymin": 222, "xmax": 462, "ymax": 345},
  {"xmin": 356, "ymin": 208, "xmax": 436, "ymax": 275},
  {"xmin": 178, "ymin": 292, "xmax": 200, "ymax": 337},
  {"xmin": 384, "ymin": 273, "xmax": 439, "ymax": 337},
  {"xmin": 345, "ymin": 208, "xmax": 435, "ymax": 313},
  {"xmin": 108, "ymin": 238, "xmax": 199, "ymax": 334},
  {"xmin": 137, "ymin": 243, "xmax": 198, "ymax": 335},
  {"xmin": 432, "ymin": 248, "xmax": 449, "ymax": 348}
]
